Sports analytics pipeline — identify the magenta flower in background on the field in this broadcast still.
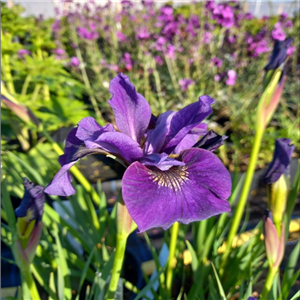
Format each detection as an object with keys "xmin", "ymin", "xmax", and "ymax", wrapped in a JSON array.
[
  {"xmin": 166, "ymin": 44, "xmax": 176, "ymax": 59},
  {"xmin": 211, "ymin": 57, "xmax": 223, "ymax": 68},
  {"xmin": 272, "ymin": 23, "xmax": 286, "ymax": 41},
  {"xmin": 214, "ymin": 74, "xmax": 221, "ymax": 82},
  {"xmin": 77, "ymin": 27, "xmax": 98, "ymax": 40},
  {"xmin": 283, "ymin": 19, "xmax": 293, "ymax": 28},
  {"xmin": 137, "ymin": 27, "xmax": 151, "ymax": 40},
  {"xmin": 45, "ymin": 73, "xmax": 231, "ymax": 232},
  {"xmin": 287, "ymin": 45, "xmax": 295, "ymax": 55},
  {"xmin": 203, "ymin": 32, "xmax": 212, "ymax": 44},
  {"xmin": 264, "ymin": 138, "xmax": 294, "ymax": 184},
  {"xmin": 18, "ymin": 49, "xmax": 30, "ymax": 58},
  {"xmin": 154, "ymin": 55, "xmax": 164, "ymax": 66},
  {"xmin": 70, "ymin": 57, "xmax": 80, "ymax": 67},
  {"xmin": 226, "ymin": 70, "xmax": 237, "ymax": 85},
  {"xmin": 228, "ymin": 35, "xmax": 235, "ymax": 44},
  {"xmin": 179, "ymin": 78, "xmax": 195, "ymax": 91},
  {"xmin": 121, "ymin": 53, "xmax": 133, "ymax": 71},
  {"xmin": 117, "ymin": 31, "xmax": 127, "ymax": 42}
]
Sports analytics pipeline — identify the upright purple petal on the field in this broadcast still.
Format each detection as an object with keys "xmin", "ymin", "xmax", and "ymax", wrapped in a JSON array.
[
  {"xmin": 162, "ymin": 95, "xmax": 215, "ymax": 154},
  {"xmin": 122, "ymin": 148, "xmax": 231, "ymax": 232},
  {"xmin": 140, "ymin": 153, "xmax": 185, "ymax": 171},
  {"xmin": 108, "ymin": 73, "xmax": 151, "ymax": 143},
  {"xmin": 264, "ymin": 138, "xmax": 294, "ymax": 184}
]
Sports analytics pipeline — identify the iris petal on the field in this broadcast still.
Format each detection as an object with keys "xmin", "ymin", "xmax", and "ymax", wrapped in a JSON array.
[
  {"xmin": 122, "ymin": 148, "xmax": 231, "ymax": 232},
  {"xmin": 108, "ymin": 73, "xmax": 151, "ymax": 143}
]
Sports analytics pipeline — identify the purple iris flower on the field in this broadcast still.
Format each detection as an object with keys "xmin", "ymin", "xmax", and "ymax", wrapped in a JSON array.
[
  {"xmin": 211, "ymin": 57, "xmax": 223, "ymax": 68},
  {"xmin": 45, "ymin": 74, "xmax": 231, "ymax": 232},
  {"xmin": 264, "ymin": 38, "xmax": 293, "ymax": 70},
  {"xmin": 15, "ymin": 178, "xmax": 46, "ymax": 223},
  {"xmin": 179, "ymin": 78, "xmax": 195, "ymax": 91},
  {"xmin": 226, "ymin": 70, "xmax": 237, "ymax": 85},
  {"xmin": 264, "ymin": 138, "xmax": 294, "ymax": 184}
]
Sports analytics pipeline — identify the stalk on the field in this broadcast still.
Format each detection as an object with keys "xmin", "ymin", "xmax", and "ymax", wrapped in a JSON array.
[
  {"xmin": 21, "ymin": 75, "xmax": 32, "ymax": 96},
  {"xmin": 21, "ymin": 266, "xmax": 41, "ymax": 300},
  {"xmin": 3, "ymin": 54, "xmax": 16, "ymax": 94},
  {"xmin": 260, "ymin": 266, "xmax": 278, "ymax": 299},
  {"xmin": 221, "ymin": 125, "xmax": 264, "ymax": 271},
  {"xmin": 166, "ymin": 221, "xmax": 179, "ymax": 297},
  {"xmin": 106, "ymin": 234, "xmax": 127, "ymax": 300}
]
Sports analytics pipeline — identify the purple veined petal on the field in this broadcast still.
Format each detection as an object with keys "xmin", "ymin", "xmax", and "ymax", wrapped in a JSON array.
[
  {"xmin": 76, "ymin": 116, "xmax": 115, "ymax": 141},
  {"xmin": 162, "ymin": 95, "xmax": 215, "ymax": 154},
  {"xmin": 193, "ymin": 130, "xmax": 227, "ymax": 152},
  {"xmin": 108, "ymin": 73, "xmax": 151, "ymax": 143},
  {"xmin": 140, "ymin": 153, "xmax": 185, "ymax": 171},
  {"xmin": 264, "ymin": 138, "xmax": 294, "ymax": 184},
  {"xmin": 122, "ymin": 148, "xmax": 231, "ymax": 232},
  {"xmin": 45, "ymin": 128, "xmax": 108, "ymax": 196},
  {"xmin": 144, "ymin": 111, "xmax": 175, "ymax": 154},
  {"xmin": 84, "ymin": 131, "xmax": 143, "ymax": 164},
  {"xmin": 173, "ymin": 123, "xmax": 207, "ymax": 154}
]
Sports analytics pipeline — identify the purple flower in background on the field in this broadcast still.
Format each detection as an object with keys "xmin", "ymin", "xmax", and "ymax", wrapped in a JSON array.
[
  {"xmin": 249, "ymin": 39, "xmax": 269, "ymax": 57},
  {"xmin": 109, "ymin": 64, "xmax": 119, "ymax": 72},
  {"xmin": 70, "ymin": 57, "xmax": 80, "ymax": 67},
  {"xmin": 166, "ymin": 44, "xmax": 176, "ymax": 59},
  {"xmin": 264, "ymin": 138, "xmax": 294, "ymax": 184},
  {"xmin": 264, "ymin": 38, "xmax": 293, "ymax": 70},
  {"xmin": 45, "ymin": 74, "xmax": 231, "ymax": 232},
  {"xmin": 203, "ymin": 32, "xmax": 212, "ymax": 44},
  {"xmin": 52, "ymin": 19, "xmax": 61, "ymax": 33},
  {"xmin": 179, "ymin": 78, "xmax": 195, "ymax": 91},
  {"xmin": 211, "ymin": 57, "xmax": 223, "ymax": 67},
  {"xmin": 228, "ymin": 35, "xmax": 235, "ymax": 44},
  {"xmin": 247, "ymin": 297, "xmax": 257, "ymax": 300},
  {"xmin": 283, "ymin": 19, "xmax": 293, "ymax": 28},
  {"xmin": 205, "ymin": 0, "xmax": 216, "ymax": 11},
  {"xmin": 244, "ymin": 12, "xmax": 253, "ymax": 20},
  {"xmin": 272, "ymin": 23, "xmax": 286, "ymax": 41},
  {"xmin": 121, "ymin": 53, "xmax": 133, "ymax": 71},
  {"xmin": 54, "ymin": 48, "xmax": 65, "ymax": 56},
  {"xmin": 212, "ymin": 4, "xmax": 234, "ymax": 28},
  {"xmin": 117, "ymin": 31, "xmax": 127, "ymax": 42},
  {"xmin": 155, "ymin": 36, "xmax": 167, "ymax": 51},
  {"xmin": 18, "ymin": 49, "xmax": 30, "ymax": 58},
  {"xmin": 214, "ymin": 74, "xmax": 221, "ymax": 82},
  {"xmin": 77, "ymin": 27, "xmax": 98, "ymax": 40},
  {"xmin": 280, "ymin": 12, "xmax": 288, "ymax": 21},
  {"xmin": 226, "ymin": 70, "xmax": 237, "ymax": 85},
  {"xmin": 137, "ymin": 27, "xmax": 151, "ymax": 40},
  {"xmin": 155, "ymin": 55, "xmax": 164, "ymax": 66},
  {"xmin": 287, "ymin": 45, "xmax": 295, "ymax": 55}
]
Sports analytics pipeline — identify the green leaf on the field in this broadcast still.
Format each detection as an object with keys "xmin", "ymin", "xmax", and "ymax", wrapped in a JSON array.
[
  {"xmin": 211, "ymin": 262, "xmax": 226, "ymax": 300},
  {"xmin": 185, "ymin": 240, "xmax": 199, "ymax": 273},
  {"xmin": 290, "ymin": 291, "xmax": 300, "ymax": 300}
]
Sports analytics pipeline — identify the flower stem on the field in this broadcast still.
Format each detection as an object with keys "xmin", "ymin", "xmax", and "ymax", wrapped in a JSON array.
[
  {"xmin": 106, "ymin": 234, "xmax": 127, "ymax": 300},
  {"xmin": 221, "ymin": 125, "xmax": 264, "ymax": 272},
  {"xmin": 3, "ymin": 54, "xmax": 16, "ymax": 94},
  {"xmin": 166, "ymin": 221, "xmax": 179, "ymax": 297},
  {"xmin": 21, "ymin": 266, "xmax": 41, "ymax": 300},
  {"xmin": 260, "ymin": 266, "xmax": 278, "ymax": 299}
]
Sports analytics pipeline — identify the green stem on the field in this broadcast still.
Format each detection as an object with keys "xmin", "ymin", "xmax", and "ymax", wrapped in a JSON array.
[
  {"xmin": 21, "ymin": 267, "xmax": 41, "ymax": 300},
  {"xmin": 260, "ymin": 266, "xmax": 278, "ymax": 299},
  {"xmin": 42, "ymin": 130, "xmax": 102, "ymax": 206},
  {"xmin": 106, "ymin": 234, "xmax": 127, "ymax": 300},
  {"xmin": 3, "ymin": 54, "xmax": 16, "ymax": 94},
  {"xmin": 166, "ymin": 221, "xmax": 179, "ymax": 297},
  {"xmin": 21, "ymin": 75, "xmax": 32, "ymax": 96},
  {"xmin": 221, "ymin": 125, "xmax": 264, "ymax": 271},
  {"xmin": 31, "ymin": 84, "xmax": 42, "ymax": 102}
]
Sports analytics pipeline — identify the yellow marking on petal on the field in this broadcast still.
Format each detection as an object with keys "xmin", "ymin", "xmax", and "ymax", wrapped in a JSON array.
[
  {"xmin": 17, "ymin": 217, "xmax": 36, "ymax": 249},
  {"xmin": 151, "ymin": 166, "xmax": 189, "ymax": 191}
]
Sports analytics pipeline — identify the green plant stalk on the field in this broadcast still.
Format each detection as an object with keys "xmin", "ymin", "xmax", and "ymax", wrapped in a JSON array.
[
  {"xmin": 42, "ymin": 130, "xmax": 102, "ymax": 206},
  {"xmin": 3, "ymin": 54, "xmax": 16, "ymax": 94},
  {"xmin": 20, "ymin": 266, "xmax": 41, "ymax": 300},
  {"xmin": 166, "ymin": 221, "xmax": 179, "ymax": 297},
  {"xmin": 221, "ymin": 124, "xmax": 264, "ymax": 270},
  {"xmin": 106, "ymin": 234, "xmax": 127, "ymax": 300},
  {"xmin": 260, "ymin": 266, "xmax": 278, "ymax": 299},
  {"xmin": 21, "ymin": 75, "xmax": 32, "ymax": 96}
]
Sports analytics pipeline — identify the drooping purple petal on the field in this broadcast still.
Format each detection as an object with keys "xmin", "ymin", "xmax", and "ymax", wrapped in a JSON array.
[
  {"xmin": 264, "ymin": 138, "xmax": 294, "ymax": 184},
  {"xmin": 84, "ymin": 131, "xmax": 143, "ymax": 164},
  {"xmin": 193, "ymin": 130, "xmax": 227, "ymax": 152},
  {"xmin": 44, "ymin": 128, "xmax": 107, "ymax": 196},
  {"xmin": 122, "ymin": 148, "xmax": 231, "ymax": 232},
  {"xmin": 108, "ymin": 73, "xmax": 151, "ymax": 143},
  {"xmin": 15, "ymin": 178, "xmax": 45, "ymax": 222},
  {"xmin": 162, "ymin": 95, "xmax": 215, "ymax": 154}
]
